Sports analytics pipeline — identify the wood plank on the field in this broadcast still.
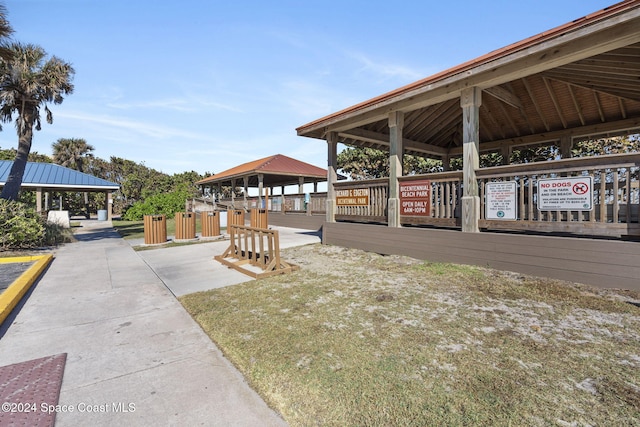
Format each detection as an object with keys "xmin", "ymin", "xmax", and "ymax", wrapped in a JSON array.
[{"xmin": 323, "ymin": 222, "xmax": 640, "ymax": 291}]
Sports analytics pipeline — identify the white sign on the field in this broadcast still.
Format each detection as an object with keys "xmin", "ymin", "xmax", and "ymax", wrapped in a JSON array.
[
  {"xmin": 485, "ymin": 181, "xmax": 517, "ymax": 220},
  {"xmin": 537, "ymin": 177, "xmax": 593, "ymax": 211}
]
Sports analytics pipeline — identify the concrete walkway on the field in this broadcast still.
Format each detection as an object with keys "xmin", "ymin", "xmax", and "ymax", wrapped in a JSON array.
[{"xmin": 0, "ymin": 220, "xmax": 319, "ymax": 426}]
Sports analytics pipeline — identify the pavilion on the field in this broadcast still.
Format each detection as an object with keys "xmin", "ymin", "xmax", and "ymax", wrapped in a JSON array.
[
  {"xmin": 196, "ymin": 153, "xmax": 336, "ymax": 207},
  {"xmin": 0, "ymin": 160, "xmax": 120, "ymax": 220},
  {"xmin": 295, "ymin": 1, "xmax": 640, "ymax": 290}
]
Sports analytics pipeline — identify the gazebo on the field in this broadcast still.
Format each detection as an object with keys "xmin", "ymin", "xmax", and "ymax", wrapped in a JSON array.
[
  {"xmin": 295, "ymin": 1, "xmax": 640, "ymax": 290},
  {"xmin": 0, "ymin": 160, "xmax": 120, "ymax": 220},
  {"xmin": 196, "ymin": 154, "xmax": 333, "ymax": 208}
]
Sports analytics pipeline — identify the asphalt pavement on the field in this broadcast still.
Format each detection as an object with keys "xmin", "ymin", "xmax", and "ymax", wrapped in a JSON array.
[{"xmin": 0, "ymin": 219, "xmax": 321, "ymax": 426}]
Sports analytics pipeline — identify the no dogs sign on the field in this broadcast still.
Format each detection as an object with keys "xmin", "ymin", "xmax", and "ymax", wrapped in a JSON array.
[{"xmin": 537, "ymin": 177, "xmax": 593, "ymax": 211}]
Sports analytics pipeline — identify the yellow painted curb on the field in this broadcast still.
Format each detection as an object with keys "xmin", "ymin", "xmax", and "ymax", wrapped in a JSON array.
[{"xmin": 0, "ymin": 254, "xmax": 53, "ymax": 325}]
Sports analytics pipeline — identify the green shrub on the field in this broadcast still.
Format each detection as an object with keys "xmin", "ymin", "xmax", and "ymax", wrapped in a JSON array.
[
  {"xmin": 0, "ymin": 199, "xmax": 45, "ymax": 250},
  {"xmin": 42, "ymin": 222, "xmax": 76, "ymax": 246},
  {"xmin": 122, "ymin": 190, "xmax": 188, "ymax": 221}
]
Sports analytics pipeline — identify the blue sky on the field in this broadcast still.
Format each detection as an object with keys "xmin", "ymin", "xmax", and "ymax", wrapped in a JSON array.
[{"xmin": 1, "ymin": 0, "xmax": 616, "ymax": 177}]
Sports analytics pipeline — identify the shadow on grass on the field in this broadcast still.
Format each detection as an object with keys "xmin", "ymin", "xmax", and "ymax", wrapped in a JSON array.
[{"xmin": 112, "ymin": 221, "xmax": 144, "ymax": 239}]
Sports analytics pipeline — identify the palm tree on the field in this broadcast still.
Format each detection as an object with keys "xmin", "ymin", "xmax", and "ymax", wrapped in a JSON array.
[
  {"xmin": 52, "ymin": 137, "xmax": 94, "ymax": 217},
  {"xmin": 0, "ymin": 42, "xmax": 74, "ymax": 200},
  {"xmin": 0, "ymin": 4, "xmax": 13, "ymax": 61},
  {"xmin": 52, "ymin": 137, "xmax": 94, "ymax": 172}
]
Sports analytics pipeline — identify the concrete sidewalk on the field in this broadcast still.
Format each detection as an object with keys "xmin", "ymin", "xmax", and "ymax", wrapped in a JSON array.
[
  {"xmin": 0, "ymin": 220, "xmax": 319, "ymax": 426},
  {"xmin": 134, "ymin": 225, "xmax": 321, "ymax": 297}
]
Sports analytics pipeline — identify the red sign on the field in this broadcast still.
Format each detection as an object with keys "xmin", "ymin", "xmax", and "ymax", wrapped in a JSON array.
[{"xmin": 400, "ymin": 180, "xmax": 431, "ymax": 216}]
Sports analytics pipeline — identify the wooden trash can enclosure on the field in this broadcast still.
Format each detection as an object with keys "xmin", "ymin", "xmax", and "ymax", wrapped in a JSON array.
[
  {"xmin": 227, "ymin": 209, "xmax": 245, "ymax": 229},
  {"xmin": 175, "ymin": 212, "xmax": 196, "ymax": 240},
  {"xmin": 250, "ymin": 208, "xmax": 268, "ymax": 228},
  {"xmin": 201, "ymin": 211, "xmax": 221, "ymax": 237},
  {"xmin": 215, "ymin": 224, "xmax": 298, "ymax": 279},
  {"xmin": 143, "ymin": 214, "xmax": 167, "ymax": 245}
]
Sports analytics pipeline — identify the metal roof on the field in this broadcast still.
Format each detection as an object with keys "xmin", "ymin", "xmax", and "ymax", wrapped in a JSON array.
[
  {"xmin": 197, "ymin": 154, "xmax": 334, "ymax": 187},
  {"xmin": 0, "ymin": 161, "xmax": 120, "ymax": 191},
  {"xmin": 296, "ymin": 0, "xmax": 640, "ymax": 158}
]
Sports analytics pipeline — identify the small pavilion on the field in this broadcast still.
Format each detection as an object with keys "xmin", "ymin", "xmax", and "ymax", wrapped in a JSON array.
[
  {"xmin": 196, "ymin": 154, "xmax": 334, "ymax": 208},
  {"xmin": 0, "ymin": 160, "xmax": 120, "ymax": 219}
]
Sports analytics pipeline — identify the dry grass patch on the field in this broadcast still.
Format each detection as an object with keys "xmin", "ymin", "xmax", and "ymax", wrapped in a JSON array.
[{"xmin": 180, "ymin": 244, "xmax": 640, "ymax": 426}]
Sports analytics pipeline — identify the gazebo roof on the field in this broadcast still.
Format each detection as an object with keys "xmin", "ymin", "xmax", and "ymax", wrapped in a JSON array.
[
  {"xmin": 196, "ymin": 154, "xmax": 332, "ymax": 188},
  {"xmin": 0, "ymin": 160, "xmax": 120, "ymax": 192},
  {"xmin": 296, "ymin": 1, "xmax": 640, "ymax": 158}
]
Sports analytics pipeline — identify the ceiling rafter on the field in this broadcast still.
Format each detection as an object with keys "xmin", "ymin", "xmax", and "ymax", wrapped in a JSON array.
[
  {"xmin": 543, "ymin": 77, "xmax": 568, "ymax": 129},
  {"xmin": 521, "ymin": 76, "xmax": 550, "ymax": 132},
  {"xmin": 567, "ymin": 84, "xmax": 586, "ymax": 126}
]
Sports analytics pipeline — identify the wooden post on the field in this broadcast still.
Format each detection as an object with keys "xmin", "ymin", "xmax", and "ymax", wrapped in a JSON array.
[
  {"xmin": 560, "ymin": 136, "xmax": 573, "ymax": 159},
  {"xmin": 231, "ymin": 179, "xmax": 236, "ymax": 207},
  {"xmin": 326, "ymin": 132, "xmax": 338, "ymax": 222},
  {"xmin": 243, "ymin": 176, "xmax": 249, "ymax": 210},
  {"xmin": 36, "ymin": 187, "xmax": 42, "ymax": 214},
  {"xmin": 442, "ymin": 153, "xmax": 451, "ymax": 172},
  {"xmin": 388, "ymin": 111, "xmax": 404, "ymax": 228},
  {"xmin": 460, "ymin": 87, "xmax": 482, "ymax": 233},
  {"xmin": 501, "ymin": 145, "xmax": 512, "ymax": 165},
  {"xmin": 106, "ymin": 191, "xmax": 113, "ymax": 220},
  {"xmin": 258, "ymin": 173, "xmax": 264, "ymax": 208}
]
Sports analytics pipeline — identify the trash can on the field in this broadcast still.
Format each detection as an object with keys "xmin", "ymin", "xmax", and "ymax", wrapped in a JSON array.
[
  {"xmin": 227, "ymin": 209, "xmax": 245, "ymax": 230},
  {"xmin": 175, "ymin": 212, "xmax": 196, "ymax": 240},
  {"xmin": 201, "ymin": 211, "xmax": 221, "ymax": 237},
  {"xmin": 97, "ymin": 210, "xmax": 108, "ymax": 221},
  {"xmin": 250, "ymin": 208, "xmax": 268, "ymax": 228},
  {"xmin": 143, "ymin": 215, "xmax": 167, "ymax": 245}
]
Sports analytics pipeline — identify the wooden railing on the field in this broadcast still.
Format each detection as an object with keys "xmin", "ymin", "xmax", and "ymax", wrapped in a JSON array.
[
  {"xmin": 334, "ymin": 178, "xmax": 388, "ymax": 223},
  {"xmin": 476, "ymin": 153, "xmax": 640, "ymax": 237},
  {"xmin": 326, "ymin": 153, "xmax": 640, "ymax": 238}
]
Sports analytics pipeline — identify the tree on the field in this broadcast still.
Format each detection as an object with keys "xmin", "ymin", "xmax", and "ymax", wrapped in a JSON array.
[
  {"xmin": 52, "ymin": 137, "xmax": 94, "ymax": 172},
  {"xmin": 0, "ymin": 43, "xmax": 74, "ymax": 200},
  {"xmin": 0, "ymin": 4, "xmax": 13, "ymax": 61},
  {"xmin": 337, "ymin": 146, "xmax": 442, "ymax": 180}
]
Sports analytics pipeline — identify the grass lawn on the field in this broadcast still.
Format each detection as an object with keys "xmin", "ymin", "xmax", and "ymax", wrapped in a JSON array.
[{"xmin": 180, "ymin": 244, "xmax": 640, "ymax": 426}]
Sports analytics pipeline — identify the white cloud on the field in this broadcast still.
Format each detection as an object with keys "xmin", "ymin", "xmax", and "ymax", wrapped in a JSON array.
[{"xmin": 348, "ymin": 51, "xmax": 425, "ymax": 83}]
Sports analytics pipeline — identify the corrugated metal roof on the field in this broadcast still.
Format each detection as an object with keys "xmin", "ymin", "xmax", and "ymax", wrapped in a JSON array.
[
  {"xmin": 197, "ymin": 154, "xmax": 328, "ymax": 186},
  {"xmin": 0, "ymin": 161, "xmax": 120, "ymax": 191}
]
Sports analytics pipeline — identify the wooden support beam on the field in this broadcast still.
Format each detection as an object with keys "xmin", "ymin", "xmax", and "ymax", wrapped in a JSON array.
[
  {"xmin": 448, "ymin": 117, "xmax": 640, "ymax": 155},
  {"xmin": 460, "ymin": 87, "xmax": 482, "ymax": 233},
  {"xmin": 326, "ymin": 132, "xmax": 338, "ymax": 222},
  {"xmin": 484, "ymin": 85, "xmax": 523, "ymax": 109},
  {"xmin": 338, "ymin": 128, "xmax": 447, "ymax": 156},
  {"xmin": 388, "ymin": 111, "xmax": 404, "ymax": 228}
]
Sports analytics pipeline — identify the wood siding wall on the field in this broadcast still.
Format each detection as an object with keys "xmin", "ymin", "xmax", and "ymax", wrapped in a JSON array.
[
  {"xmin": 268, "ymin": 212, "xmax": 325, "ymax": 231},
  {"xmin": 323, "ymin": 222, "xmax": 640, "ymax": 291}
]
